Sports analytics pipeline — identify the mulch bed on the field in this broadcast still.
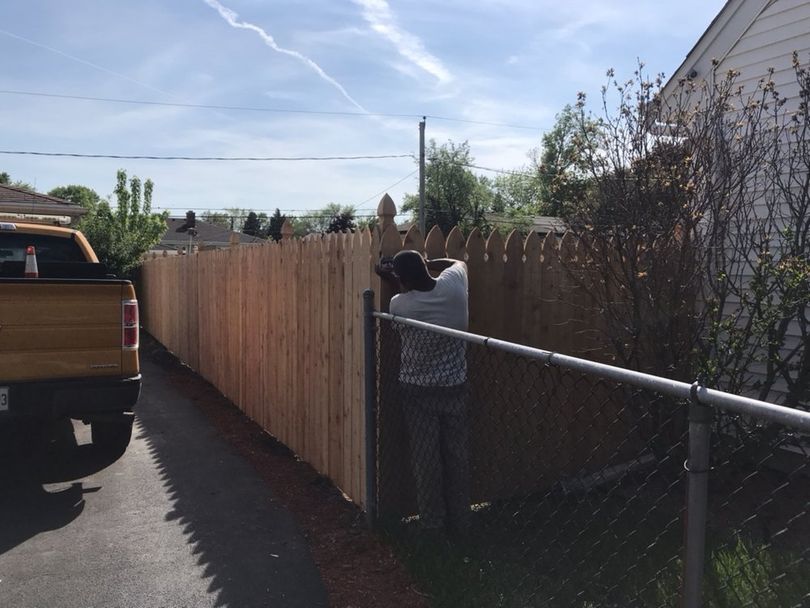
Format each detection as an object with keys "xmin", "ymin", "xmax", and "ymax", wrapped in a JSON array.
[{"xmin": 143, "ymin": 336, "xmax": 428, "ymax": 608}]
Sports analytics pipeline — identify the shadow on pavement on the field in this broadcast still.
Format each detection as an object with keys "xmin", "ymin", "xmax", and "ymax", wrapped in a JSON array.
[
  {"xmin": 134, "ymin": 336, "xmax": 328, "ymax": 608},
  {"xmin": 0, "ymin": 418, "xmax": 120, "ymax": 555}
]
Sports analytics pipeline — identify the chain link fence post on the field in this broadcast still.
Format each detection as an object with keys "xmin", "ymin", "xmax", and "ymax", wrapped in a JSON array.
[
  {"xmin": 682, "ymin": 384, "xmax": 714, "ymax": 608},
  {"xmin": 363, "ymin": 289, "xmax": 378, "ymax": 530}
]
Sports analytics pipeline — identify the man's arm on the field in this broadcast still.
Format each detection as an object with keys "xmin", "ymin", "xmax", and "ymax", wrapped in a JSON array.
[{"xmin": 425, "ymin": 258, "xmax": 465, "ymax": 273}]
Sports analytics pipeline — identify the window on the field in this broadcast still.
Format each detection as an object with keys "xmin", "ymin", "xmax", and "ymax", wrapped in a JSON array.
[{"xmin": 0, "ymin": 232, "xmax": 86, "ymax": 263}]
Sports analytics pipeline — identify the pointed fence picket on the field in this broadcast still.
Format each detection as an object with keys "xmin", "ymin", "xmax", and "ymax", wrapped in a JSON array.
[{"xmin": 139, "ymin": 196, "xmax": 613, "ymax": 508}]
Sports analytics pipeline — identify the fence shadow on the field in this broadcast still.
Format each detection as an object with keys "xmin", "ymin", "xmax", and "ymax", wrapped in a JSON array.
[{"xmin": 135, "ymin": 334, "xmax": 328, "ymax": 608}]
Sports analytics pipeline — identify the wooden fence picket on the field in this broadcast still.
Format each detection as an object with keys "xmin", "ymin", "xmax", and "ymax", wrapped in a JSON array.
[{"xmin": 139, "ymin": 195, "xmax": 618, "ymax": 508}]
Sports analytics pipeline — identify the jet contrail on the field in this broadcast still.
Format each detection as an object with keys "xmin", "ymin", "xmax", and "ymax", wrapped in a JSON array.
[
  {"xmin": 351, "ymin": 0, "xmax": 452, "ymax": 84},
  {"xmin": 0, "ymin": 28, "xmax": 173, "ymax": 97},
  {"xmin": 202, "ymin": 0, "xmax": 368, "ymax": 113}
]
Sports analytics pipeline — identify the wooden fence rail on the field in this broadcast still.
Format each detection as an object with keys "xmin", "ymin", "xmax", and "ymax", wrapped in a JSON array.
[{"xmin": 139, "ymin": 195, "xmax": 606, "ymax": 507}]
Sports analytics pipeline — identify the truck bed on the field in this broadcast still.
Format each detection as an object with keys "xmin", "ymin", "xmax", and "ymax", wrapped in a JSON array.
[{"xmin": 0, "ymin": 278, "xmax": 139, "ymax": 383}]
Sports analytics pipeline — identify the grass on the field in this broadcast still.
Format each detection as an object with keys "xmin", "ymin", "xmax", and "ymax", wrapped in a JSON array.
[{"xmin": 381, "ymin": 479, "xmax": 810, "ymax": 607}]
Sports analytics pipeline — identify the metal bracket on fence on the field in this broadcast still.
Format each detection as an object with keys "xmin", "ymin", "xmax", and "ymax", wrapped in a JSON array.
[
  {"xmin": 363, "ymin": 289, "xmax": 378, "ymax": 530},
  {"xmin": 682, "ymin": 381, "xmax": 714, "ymax": 608}
]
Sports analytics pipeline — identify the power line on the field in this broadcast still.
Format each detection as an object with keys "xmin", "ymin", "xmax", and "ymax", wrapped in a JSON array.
[
  {"xmin": 0, "ymin": 150, "xmax": 414, "ymax": 162},
  {"xmin": 355, "ymin": 170, "xmax": 418, "ymax": 209},
  {"xmin": 174, "ymin": 213, "xmax": 380, "ymax": 220},
  {"xmin": 464, "ymin": 163, "xmax": 535, "ymax": 176},
  {"xmin": 0, "ymin": 89, "xmax": 544, "ymax": 131},
  {"xmin": 424, "ymin": 157, "xmax": 538, "ymax": 177}
]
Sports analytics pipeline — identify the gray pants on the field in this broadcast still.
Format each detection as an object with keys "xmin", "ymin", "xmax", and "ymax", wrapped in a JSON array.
[{"xmin": 400, "ymin": 382, "xmax": 471, "ymax": 531}]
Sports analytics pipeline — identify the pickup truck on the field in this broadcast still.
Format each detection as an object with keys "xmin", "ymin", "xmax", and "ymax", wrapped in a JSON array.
[{"xmin": 0, "ymin": 220, "xmax": 141, "ymax": 453}]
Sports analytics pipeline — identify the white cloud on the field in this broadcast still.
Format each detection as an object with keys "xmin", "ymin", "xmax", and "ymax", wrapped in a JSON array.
[
  {"xmin": 351, "ymin": 0, "xmax": 452, "ymax": 84},
  {"xmin": 202, "ymin": 0, "xmax": 368, "ymax": 112}
]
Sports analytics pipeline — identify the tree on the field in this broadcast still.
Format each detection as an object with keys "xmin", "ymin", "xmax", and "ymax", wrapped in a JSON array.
[
  {"xmin": 536, "ymin": 105, "xmax": 600, "ymax": 217},
  {"xmin": 78, "ymin": 170, "xmax": 168, "ymax": 277},
  {"xmin": 265, "ymin": 208, "xmax": 287, "ymax": 241},
  {"xmin": 0, "ymin": 171, "xmax": 35, "ymax": 191},
  {"xmin": 48, "ymin": 185, "xmax": 101, "ymax": 211},
  {"xmin": 201, "ymin": 211, "xmax": 231, "ymax": 229},
  {"xmin": 326, "ymin": 210, "xmax": 356, "ymax": 233},
  {"xmin": 489, "ymin": 171, "xmax": 542, "ymax": 215},
  {"xmin": 402, "ymin": 140, "xmax": 492, "ymax": 235},
  {"xmin": 292, "ymin": 203, "xmax": 356, "ymax": 237},
  {"xmin": 242, "ymin": 211, "xmax": 263, "ymax": 237}
]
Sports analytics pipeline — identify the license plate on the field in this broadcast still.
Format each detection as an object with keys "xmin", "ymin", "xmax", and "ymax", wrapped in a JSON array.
[{"xmin": 0, "ymin": 387, "xmax": 7, "ymax": 412}]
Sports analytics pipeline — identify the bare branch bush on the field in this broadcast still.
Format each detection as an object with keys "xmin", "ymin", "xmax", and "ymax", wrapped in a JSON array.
[{"xmin": 563, "ymin": 58, "xmax": 809, "ymax": 410}]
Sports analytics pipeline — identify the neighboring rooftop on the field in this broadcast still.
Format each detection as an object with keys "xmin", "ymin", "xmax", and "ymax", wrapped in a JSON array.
[
  {"xmin": 155, "ymin": 217, "xmax": 265, "ymax": 251},
  {"xmin": 0, "ymin": 183, "xmax": 86, "ymax": 221},
  {"xmin": 486, "ymin": 214, "xmax": 566, "ymax": 234}
]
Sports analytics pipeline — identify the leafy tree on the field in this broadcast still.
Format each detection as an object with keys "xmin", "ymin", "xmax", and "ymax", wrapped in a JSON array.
[
  {"xmin": 536, "ymin": 104, "xmax": 600, "ymax": 217},
  {"xmin": 202, "ymin": 208, "xmax": 268, "ymax": 233},
  {"xmin": 201, "ymin": 211, "xmax": 231, "ymax": 228},
  {"xmin": 265, "ymin": 208, "xmax": 287, "ymax": 241},
  {"xmin": 48, "ymin": 185, "xmax": 101, "ymax": 210},
  {"xmin": 326, "ymin": 211, "xmax": 356, "ymax": 233},
  {"xmin": 292, "ymin": 203, "xmax": 356, "ymax": 236},
  {"xmin": 402, "ymin": 140, "xmax": 491, "ymax": 235},
  {"xmin": 356, "ymin": 216, "xmax": 378, "ymax": 232},
  {"xmin": 0, "ymin": 171, "xmax": 35, "ymax": 191},
  {"xmin": 489, "ymin": 170, "xmax": 541, "ymax": 215},
  {"xmin": 78, "ymin": 170, "xmax": 168, "ymax": 277},
  {"xmin": 242, "ymin": 211, "xmax": 263, "ymax": 237},
  {"xmin": 225, "ymin": 207, "xmax": 267, "ymax": 234}
]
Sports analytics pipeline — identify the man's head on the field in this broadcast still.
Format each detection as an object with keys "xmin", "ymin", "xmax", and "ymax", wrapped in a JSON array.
[{"xmin": 393, "ymin": 250, "xmax": 431, "ymax": 290}]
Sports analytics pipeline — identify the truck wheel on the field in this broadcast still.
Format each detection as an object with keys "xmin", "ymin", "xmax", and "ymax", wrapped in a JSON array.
[{"xmin": 91, "ymin": 415, "xmax": 134, "ymax": 454}]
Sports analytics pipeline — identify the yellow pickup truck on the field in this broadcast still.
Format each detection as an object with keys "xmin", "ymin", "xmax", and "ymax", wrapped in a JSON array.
[{"xmin": 0, "ymin": 220, "xmax": 141, "ymax": 453}]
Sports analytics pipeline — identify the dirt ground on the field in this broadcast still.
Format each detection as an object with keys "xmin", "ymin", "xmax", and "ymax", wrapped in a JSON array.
[{"xmin": 143, "ymin": 336, "xmax": 428, "ymax": 608}]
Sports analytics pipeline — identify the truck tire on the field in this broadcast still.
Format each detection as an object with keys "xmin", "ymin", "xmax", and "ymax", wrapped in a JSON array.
[{"xmin": 91, "ymin": 415, "xmax": 134, "ymax": 454}]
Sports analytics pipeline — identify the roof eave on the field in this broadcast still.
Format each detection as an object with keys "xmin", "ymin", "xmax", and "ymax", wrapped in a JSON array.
[{"xmin": 0, "ymin": 201, "xmax": 87, "ymax": 217}]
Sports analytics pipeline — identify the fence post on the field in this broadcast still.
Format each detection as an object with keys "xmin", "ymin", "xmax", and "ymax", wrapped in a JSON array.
[
  {"xmin": 363, "ymin": 289, "xmax": 378, "ymax": 529},
  {"xmin": 682, "ymin": 385, "xmax": 713, "ymax": 608}
]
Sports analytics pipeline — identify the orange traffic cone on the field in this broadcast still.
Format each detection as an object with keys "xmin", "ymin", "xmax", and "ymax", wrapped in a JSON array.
[{"xmin": 24, "ymin": 245, "xmax": 38, "ymax": 278}]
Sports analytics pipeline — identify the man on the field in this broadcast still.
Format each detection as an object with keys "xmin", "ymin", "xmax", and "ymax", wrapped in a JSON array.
[{"xmin": 380, "ymin": 250, "xmax": 471, "ymax": 535}]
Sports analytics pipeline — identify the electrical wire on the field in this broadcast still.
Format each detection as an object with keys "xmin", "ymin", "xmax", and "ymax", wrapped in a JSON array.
[
  {"xmin": 0, "ymin": 89, "xmax": 544, "ymax": 131},
  {"xmin": 0, "ymin": 150, "xmax": 414, "ymax": 162},
  {"xmin": 355, "ymin": 170, "xmax": 418, "ymax": 208}
]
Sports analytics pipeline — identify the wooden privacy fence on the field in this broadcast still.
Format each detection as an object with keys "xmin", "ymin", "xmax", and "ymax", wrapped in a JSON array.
[{"xmin": 139, "ymin": 195, "xmax": 608, "ymax": 508}]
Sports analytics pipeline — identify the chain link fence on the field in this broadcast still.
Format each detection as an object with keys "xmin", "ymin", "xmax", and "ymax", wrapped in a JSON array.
[{"xmin": 366, "ymin": 307, "xmax": 810, "ymax": 608}]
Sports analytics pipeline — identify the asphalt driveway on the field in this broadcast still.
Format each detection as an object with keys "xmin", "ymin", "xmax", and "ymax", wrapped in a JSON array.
[{"xmin": 0, "ymin": 356, "xmax": 328, "ymax": 608}]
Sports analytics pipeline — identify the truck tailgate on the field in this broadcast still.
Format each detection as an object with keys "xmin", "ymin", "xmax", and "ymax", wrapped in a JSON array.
[{"xmin": 0, "ymin": 280, "xmax": 131, "ymax": 382}]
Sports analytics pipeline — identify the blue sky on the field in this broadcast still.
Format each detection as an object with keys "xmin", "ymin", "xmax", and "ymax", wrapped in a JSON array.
[{"xmin": 0, "ymin": 0, "xmax": 725, "ymax": 219}]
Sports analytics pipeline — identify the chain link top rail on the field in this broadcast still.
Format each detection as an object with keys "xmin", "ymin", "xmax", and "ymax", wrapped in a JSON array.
[{"xmin": 373, "ymin": 312, "xmax": 810, "ymax": 433}]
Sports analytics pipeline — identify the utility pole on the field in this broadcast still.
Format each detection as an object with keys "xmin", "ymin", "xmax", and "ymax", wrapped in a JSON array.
[{"xmin": 419, "ymin": 117, "xmax": 426, "ymax": 236}]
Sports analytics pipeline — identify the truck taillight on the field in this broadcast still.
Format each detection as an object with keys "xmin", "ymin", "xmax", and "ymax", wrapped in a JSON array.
[{"xmin": 122, "ymin": 300, "xmax": 139, "ymax": 350}]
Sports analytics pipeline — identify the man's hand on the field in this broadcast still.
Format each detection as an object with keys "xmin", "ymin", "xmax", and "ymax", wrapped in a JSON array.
[{"xmin": 375, "ymin": 256, "xmax": 401, "ymax": 288}]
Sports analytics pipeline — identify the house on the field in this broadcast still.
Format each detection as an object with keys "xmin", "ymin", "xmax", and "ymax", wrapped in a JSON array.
[
  {"xmin": 661, "ymin": 0, "xmax": 810, "ymax": 104},
  {"xmin": 660, "ymin": 0, "xmax": 810, "ymax": 403},
  {"xmin": 153, "ymin": 216, "xmax": 264, "ymax": 254},
  {"xmin": 0, "ymin": 184, "xmax": 86, "ymax": 224}
]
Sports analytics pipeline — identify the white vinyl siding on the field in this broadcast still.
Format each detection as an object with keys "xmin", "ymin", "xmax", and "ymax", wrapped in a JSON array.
[
  {"xmin": 710, "ymin": 0, "xmax": 810, "ymax": 403},
  {"xmin": 717, "ymin": 0, "xmax": 810, "ymax": 96}
]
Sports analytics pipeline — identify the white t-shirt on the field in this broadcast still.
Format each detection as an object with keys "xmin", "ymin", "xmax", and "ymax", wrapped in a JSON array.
[{"xmin": 389, "ymin": 262, "xmax": 469, "ymax": 386}]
